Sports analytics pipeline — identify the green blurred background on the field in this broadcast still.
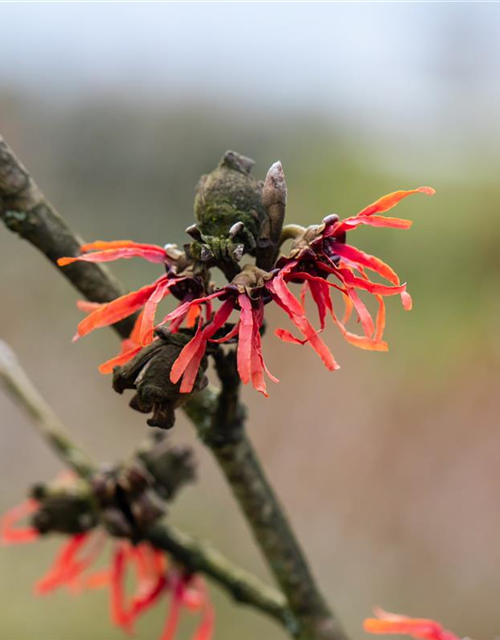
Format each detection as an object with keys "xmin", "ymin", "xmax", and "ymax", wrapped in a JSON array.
[{"xmin": 1, "ymin": 4, "xmax": 499, "ymax": 640}]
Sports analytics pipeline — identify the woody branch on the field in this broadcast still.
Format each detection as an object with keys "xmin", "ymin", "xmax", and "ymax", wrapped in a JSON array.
[{"xmin": 0, "ymin": 134, "xmax": 347, "ymax": 640}]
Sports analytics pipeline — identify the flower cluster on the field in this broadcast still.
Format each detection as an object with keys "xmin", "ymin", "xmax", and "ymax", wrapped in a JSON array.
[
  {"xmin": 1, "ymin": 498, "xmax": 213, "ymax": 640},
  {"xmin": 364, "ymin": 608, "xmax": 461, "ymax": 640},
  {"xmin": 59, "ymin": 185, "xmax": 434, "ymax": 397}
]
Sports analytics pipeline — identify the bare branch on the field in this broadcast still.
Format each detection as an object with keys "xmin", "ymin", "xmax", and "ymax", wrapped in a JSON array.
[
  {"xmin": 0, "ymin": 339, "xmax": 94, "ymax": 478},
  {"xmin": 186, "ymin": 382, "xmax": 348, "ymax": 640},
  {"xmin": 0, "ymin": 338, "xmax": 292, "ymax": 629}
]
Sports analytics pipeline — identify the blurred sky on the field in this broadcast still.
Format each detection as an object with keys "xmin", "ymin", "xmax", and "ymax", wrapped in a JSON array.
[
  {"xmin": 2, "ymin": 3, "xmax": 500, "ymax": 151},
  {"xmin": 1, "ymin": 4, "xmax": 500, "ymax": 640}
]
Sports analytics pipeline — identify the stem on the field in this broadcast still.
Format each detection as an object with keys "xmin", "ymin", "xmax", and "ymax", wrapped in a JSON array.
[
  {"xmin": 0, "ymin": 338, "xmax": 293, "ymax": 629},
  {"xmin": 186, "ymin": 378, "xmax": 348, "ymax": 640},
  {"xmin": 0, "ymin": 340, "xmax": 94, "ymax": 479},
  {"xmin": 146, "ymin": 522, "xmax": 293, "ymax": 631}
]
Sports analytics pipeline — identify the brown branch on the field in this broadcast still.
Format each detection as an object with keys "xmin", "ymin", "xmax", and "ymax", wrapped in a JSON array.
[
  {"xmin": 0, "ymin": 135, "xmax": 348, "ymax": 640},
  {"xmin": 0, "ymin": 338, "xmax": 292, "ymax": 630},
  {"xmin": 185, "ymin": 382, "xmax": 348, "ymax": 640},
  {"xmin": 146, "ymin": 522, "xmax": 293, "ymax": 630},
  {"xmin": 0, "ymin": 340, "xmax": 94, "ymax": 479}
]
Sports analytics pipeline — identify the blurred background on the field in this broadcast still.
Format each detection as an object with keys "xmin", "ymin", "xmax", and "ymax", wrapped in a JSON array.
[{"xmin": 1, "ymin": 3, "xmax": 500, "ymax": 640}]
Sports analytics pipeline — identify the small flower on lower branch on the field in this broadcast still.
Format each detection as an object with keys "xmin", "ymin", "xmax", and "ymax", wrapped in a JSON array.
[
  {"xmin": 0, "ymin": 440, "xmax": 211, "ymax": 640},
  {"xmin": 364, "ymin": 607, "xmax": 462, "ymax": 640},
  {"xmin": 1, "ymin": 512, "xmax": 213, "ymax": 640}
]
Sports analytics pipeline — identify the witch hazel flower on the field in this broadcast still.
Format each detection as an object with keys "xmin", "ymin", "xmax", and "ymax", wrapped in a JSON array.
[
  {"xmin": 274, "ymin": 187, "xmax": 435, "ymax": 355},
  {"xmin": 153, "ymin": 188, "xmax": 434, "ymax": 396},
  {"xmin": 58, "ymin": 162, "xmax": 434, "ymax": 400},
  {"xmin": 1, "ymin": 499, "xmax": 214, "ymax": 640},
  {"xmin": 364, "ymin": 607, "xmax": 462, "ymax": 640}
]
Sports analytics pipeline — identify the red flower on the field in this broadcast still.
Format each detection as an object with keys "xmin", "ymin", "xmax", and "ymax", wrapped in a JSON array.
[
  {"xmin": 59, "ymin": 187, "xmax": 434, "ymax": 395},
  {"xmin": 364, "ymin": 607, "xmax": 461, "ymax": 640},
  {"xmin": 273, "ymin": 187, "xmax": 435, "ymax": 356},
  {"xmin": 157, "ymin": 187, "xmax": 434, "ymax": 395},
  {"xmin": 1, "ymin": 500, "xmax": 214, "ymax": 640}
]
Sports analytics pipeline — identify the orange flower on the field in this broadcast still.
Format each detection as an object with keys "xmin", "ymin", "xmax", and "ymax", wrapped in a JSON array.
[
  {"xmin": 364, "ymin": 607, "xmax": 461, "ymax": 640},
  {"xmin": 59, "ymin": 187, "xmax": 434, "ymax": 394},
  {"xmin": 1, "ymin": 500, "xmax": 214, "ymax": 640},
  {"xmin": 274, "ymin": 187, "xmax": 435, "ymax": 358}
]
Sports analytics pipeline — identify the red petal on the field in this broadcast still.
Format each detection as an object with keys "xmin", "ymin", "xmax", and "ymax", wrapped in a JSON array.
[
  {"xmin": 170, "ymin": 299, "xmax": 234, "ymax": 391},
  {"xmin": 190, "ymin": 586, "xmax": 216, "ymax": 640},
  {"xmin": 99, "ymin": 345, "xmax": 143, "ymax": 374},
  {"xmin": 249, "ymin": 304, "xmax": 275, "ymax": 395},
  {"xmin": 76, "ymin": 300, "xmax": 104, "ymax": 313},
  {"xmin": 270, "ymin": 281, "xmax": 339, "ymax": 371},
  {"xmin": 169, "ymin": 322, "xmax": 205, "ymax": 385},
  {"xmin": 363, "ymin": 608, "xmax": 459, "ymax": 640},
  {"xmin": 76, "ymin": 569, "xmax": 110, "ymax": 591},
  {"xmin": 130, "ymin": 545, "xmax": 167, "ymax": 619},
  {"xmin": 210, "ymin": 322, "xmax": 240, "ymax": 344},
  {"xmin": 0, "ymin": 499, "xmax": 39, "ymax": 545},
  {"xmin": 275, "ymin": 328, "xmax": 308, "ymax": 345},
  {"xmin": 338, "ymin": 330, "xmax": 388, "ymax": 352},
  {"xmin": 160, "ymin": 578, "xmax": 183, "ymax": 640},
  {"xmin": 81, "ymin": 240, "xmax": 167, "ymax": 253},
  {"xmin": 35, "ymin": 533, "xmax": 92, "ymax": 594},
  {"xmin": 356, "ymin": 187, "xmax": 435, "ymax": 218},
  {"xmin": 110, "ymin": 543, "xmax": 134, "ymax": 633},
  {"xmin": 306, "ymin": 279, "xmax": 330, "ymax": 329},
  {"xmin": 374, "ymin": 295, "xmax": 386, "ymax": 342},
  {"xmin": 337, "ymin": 269, "xmax": 406, "ymax": 297},
  {"xmin": 58, "ymin": 249, "xmax": 166, "ymax": 266},
  {"xmin": 272, "ymin": 273, "xmax": 305, "ymax": 317},
  {"xmin": 186, "ymin": 304, "xmax": 201, "ymax": 328},
  {"xmin": 140, "ymin": 278, "xmax": 173, "ymax": 345},
  {"xmin": 74, "ymin": 282, "xmax": 160, "ymax": 340},
  {"xmin": 129, "ymin": 310, "xmax": 145, "ymax": 346},
  {"xmin": 237, "ymin": 295, "xmax": 254, "ymax": 385},
  {"xmin": 334, "ymin": 215, "xmax": 413, "ymax": 235},
  {"xmin": 346, "ymin": 288, "xmax": 375, "ymax": 337},
  {"xmin": 179, "ymin": 345, "xmax": 206, "ymax": 393},
  {"xmin": 157, "ymin": 292, "xmax": 222, "ymax": 332},
  {"xmin": 342, "ymin": 293, "xmax": 354, "ymax": 324},
  {"xmin": 58, "ymin": 244, "xmax": 167, "ymax": 266},
  {"xmin": 332, "ymin": 244, "xmax": 400, "ymax": 285}
]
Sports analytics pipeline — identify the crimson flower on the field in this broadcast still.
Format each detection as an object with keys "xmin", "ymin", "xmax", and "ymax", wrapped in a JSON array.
[
  {"xmin": 59, "ymin": 187, "xmax": 434, "ymax": 396},
  {"xmin": 364, "ymin": 608, "xmax": 461, "ymax": 640},
  {"xmin": 153, "ymin": 187, "xmax": 434, "ymax": 395},
  {"xmin": 1, "ymin": 499, "xmax": 214, "ymax": 640}
]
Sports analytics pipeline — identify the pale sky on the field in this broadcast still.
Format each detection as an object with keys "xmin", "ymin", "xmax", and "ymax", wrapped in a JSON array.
[{"xmin": 1, "ymin": 2, "xmax": 499, "ymax": 167}]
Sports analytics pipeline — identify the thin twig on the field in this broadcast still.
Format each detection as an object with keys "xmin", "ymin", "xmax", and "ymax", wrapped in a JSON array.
[
  {"xmin": 186, "ymin": 383, "xmax": 348, "ymax": 640},
  {"xmin": 0, "ymin": 338, "xmax": 292, "ymax": 629},
  {"xmin": 146, "ymin": 522, "xmax": 293, "ymax": 630},
  {"xmin": 0, "ymin": 340, "xmax": 94, "ymax": 479}
]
